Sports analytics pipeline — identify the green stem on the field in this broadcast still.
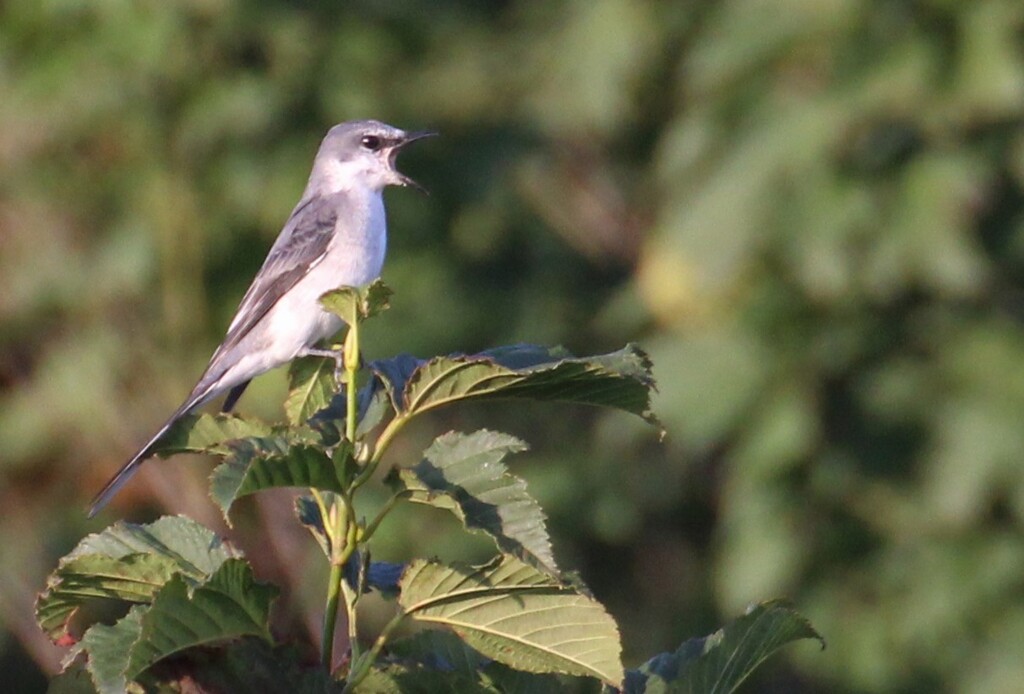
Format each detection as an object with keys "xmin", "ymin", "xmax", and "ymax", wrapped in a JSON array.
[
  {"xmin": 360, "ymin": 492, "xmax": 403, "ymax": 544},
  {"xmin": 350, "ymin": 413, "xmax": 408, "ymax": 491},
  {"xmin": 343, "ymin": 611, "xmax": 407, "ymax": 693},
  {"xmin": 322, "ymin": 305, "xmax": 366, "ymax": 671},
  {"xmin": 345, "ymin": 320, "xmax": 360, "ymax": 447},
  {"xmin": 320, "ymin": 500, "xmax": 349, "ymax": 671},
  {"xmin": 341, "ymin": 513, "xmax": 361, "ymax": 658}
]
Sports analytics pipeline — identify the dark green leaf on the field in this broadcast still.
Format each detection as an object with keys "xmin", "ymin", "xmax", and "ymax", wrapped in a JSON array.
[
  {"xmin": 125, "ymin": 559, "xmax": 278, "ymax": 679},
  {"xmin": 389, "ymin": 430, "xmax": 557, "ymax": 575},
  {"xmin": 209, "ymin": 438, "xmax": 350, "ymax": 521},
  {"xmin": 623, "ymin": 601, "xmax": 823, "ymax": 694},
  {"xmin": 148, "ymin": 638, "xmax": 340, "ymax": 693},
  {"xmin": 46, "ymin": 658, "xmax": 97, "ymax": 694},
  {"xmin": 387, "ymin": 629, "xmax": 489, "ymax": 672},
  {"xmin": 309, "ymin": 375, "xmax": 394, "ymax": 447},
  {"xmin": 372, "ymin": 344, "xmax": 659, "ymax": 427},
  {"xmin": 154, "ymin": 413, "xmax": 273, "ymax": 456},
  {"xmin": 483, "ymin": 662, "xmax": 601, "ymax": 694},
  {"xmin": 354, "ymin": 662, "xmax": 496, "ymax": 693},
  {"xmin": 385, "ymin": 631, "xmax": 597, "ymax": 694},
  {"xmin": 79, "ymin": 606, "xmax": 145, "ymax": 694}
]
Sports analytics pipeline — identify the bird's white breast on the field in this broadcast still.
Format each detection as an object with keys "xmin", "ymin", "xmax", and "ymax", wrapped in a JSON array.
[{"xmin": 264, "ymin": 188, "xmax": 387, "ymax": 357}]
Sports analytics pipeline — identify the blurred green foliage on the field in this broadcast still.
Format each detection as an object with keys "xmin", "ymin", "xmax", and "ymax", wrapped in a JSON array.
[{"xmin": 3, "ymin": 0, "xmax": 1024, "ymax": 692}]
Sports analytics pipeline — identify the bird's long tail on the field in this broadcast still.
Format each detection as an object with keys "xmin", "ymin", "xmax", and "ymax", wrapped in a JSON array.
[
  {"xmin": 87, "ymin": 379, "xmax": 224, "ymax": 518},
  {"xmin": 87, "ymin": 404, "xmax": 196, "ymax": 518}
]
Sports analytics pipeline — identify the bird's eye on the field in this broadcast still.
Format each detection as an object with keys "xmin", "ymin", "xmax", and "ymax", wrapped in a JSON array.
[{"xmin": 360, "ymin": 135, "xmax": 382, "ymax": 151}]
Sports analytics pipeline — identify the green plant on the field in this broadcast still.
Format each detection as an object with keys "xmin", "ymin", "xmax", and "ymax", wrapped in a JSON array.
[{"xmin": 37, "ymin": 282, "xmax": 821, "ymax": 692}]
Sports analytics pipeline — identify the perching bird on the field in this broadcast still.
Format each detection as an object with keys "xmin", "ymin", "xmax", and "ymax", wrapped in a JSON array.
[{"xmin": 89, "ymin": 120, "xmax": 433, "ymax": 517}]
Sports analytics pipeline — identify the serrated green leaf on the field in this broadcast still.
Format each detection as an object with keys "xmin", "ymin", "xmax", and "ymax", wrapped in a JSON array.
[
  {"xmin": 209, "ymin": 438, "xmax": 349, "ymax": 522},
  {"xmin": 80, "ymin": 606, "xmax": 145, "ymax": 694},
  {"xmin": 319, "ymin": 287, "xmax": 360, "ymax": 325},
  {"xmin": 70, "ymin": 515, "xmax": 240, "ymax": 572},
  {"xmin": 623, "ymin": 601, "xmax": 823, "ymax": 694},
  {"xmin": 154, "ymin": 413, "xmax": 273, "ymax": 456},
  {"xmin": 37, "ymin": 555, "xmax": 181, "ymax": 641},
  {"xmin": 125, "ymin": 559, "xmax": 278, "ymax": 679},
  {"xmin": 390, "ymin": 430, "xmax": 557, "ymax": 575},
  {"xmin": 360, "ymin": 279, "xmax": 394, "ymax": 318},
  {"xmin": 356, "ymin": 379, "xmax": 392, "ymax": 437},
  {"xmin": 399, "ymin": 556, "xmax": 624, "ymax": 687},
  {"xmin": 37, "ymin": 517, "xmax": 241, "ymax": 641},
  {"xmin": 286, "ymin": 357, "xmax": 338, "ymax": 426},
  {"xmin": 372, "ymin": 344, "xmax": 659, "ymax": 427},
  {"xmin": 319, "ymin": 279, "xmax": 393, "ymax": 325}
]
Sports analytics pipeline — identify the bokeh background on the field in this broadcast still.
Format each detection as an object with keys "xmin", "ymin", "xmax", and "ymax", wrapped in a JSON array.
[{"xmin": 3, "ymin": 1, "xmax": 1024, "ymax": 691}]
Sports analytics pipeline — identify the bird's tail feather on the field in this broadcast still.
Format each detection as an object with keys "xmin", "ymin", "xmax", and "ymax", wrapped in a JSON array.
[
  {"xmin": 87, "ymin": 415, "xmax": 179, "ymax": 518},
  {"xmin": 87, "ymin": 385, "xmax": 216, "ymax": 518}
]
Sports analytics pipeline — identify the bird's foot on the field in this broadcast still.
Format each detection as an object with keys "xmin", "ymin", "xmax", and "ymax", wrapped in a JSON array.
[{"xmin": 301, "ymin": 347, "xmax": 346, "ymax": 384}]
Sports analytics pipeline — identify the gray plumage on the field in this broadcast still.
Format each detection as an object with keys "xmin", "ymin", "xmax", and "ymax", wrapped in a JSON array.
[{"xmin": 89, "ymin": 120, "xmax": 432, "ymax": 517}]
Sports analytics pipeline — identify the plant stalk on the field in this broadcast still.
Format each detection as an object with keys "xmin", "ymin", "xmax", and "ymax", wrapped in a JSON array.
[
  {"xmin": 321, "ymin": 306, "xmax": 365, "ymax": 671},
  {"xmin": 320, "ymin": 500, "xmax": 348, "ymax": 670},
  {"xmin": 343, "ymin": 611, "xmax": 407, "ymax": 692}
]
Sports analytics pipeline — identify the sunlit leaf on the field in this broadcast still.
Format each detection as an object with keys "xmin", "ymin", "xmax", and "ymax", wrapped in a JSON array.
[
  {"xmin": 389, "ymin": 430, "xmax": 556, "ymax": 575},
  {"xmin": 399, "ymin": 556, "xmax": 623, "ymax": 686},
  {"xmin": 37, "ymin": 516, "xmax": 242, "ymax": 641},
  {"xmin": 319, "ymin": 279, "xmax": 393, "ymax": 325},
  {"xmin": 286, "ymin": 357, "xmax": 338, "ymax": 426}
]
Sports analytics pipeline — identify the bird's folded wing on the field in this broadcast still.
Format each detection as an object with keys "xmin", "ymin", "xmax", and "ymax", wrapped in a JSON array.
[{"xmin": 216, "ymin": 194, "xmax": 343, "ymax": 357}]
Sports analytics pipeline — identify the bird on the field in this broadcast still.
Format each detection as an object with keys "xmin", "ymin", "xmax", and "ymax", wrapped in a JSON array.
[{"xmin": 88, "ymin": 120, "xmax": 433, "ymax": 517}]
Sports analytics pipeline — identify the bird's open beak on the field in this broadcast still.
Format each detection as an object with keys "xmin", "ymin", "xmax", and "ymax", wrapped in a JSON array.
[{"xmin": 392, "ymin": 130, "xmax": 437, "ymax": 193}]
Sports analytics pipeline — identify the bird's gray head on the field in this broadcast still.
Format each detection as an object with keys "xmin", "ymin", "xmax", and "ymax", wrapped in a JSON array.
[{"xmin": 311, "ymin": 120, "xmax": 434, "ymax": 194}]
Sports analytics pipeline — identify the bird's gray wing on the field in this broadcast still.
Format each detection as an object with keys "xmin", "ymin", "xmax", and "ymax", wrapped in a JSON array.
[
  {"xmin": 214, "ymin": 194, "xmax": 342, "ymax": 358},
  {"xmin": 88, "ymin": 195, "xmax": 344, "ymax": 517}
]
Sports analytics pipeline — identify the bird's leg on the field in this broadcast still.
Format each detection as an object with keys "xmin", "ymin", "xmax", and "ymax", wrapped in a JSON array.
[{"xmin": 301, "ymin": 347, "xmax": 346, "ymax": 384}]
